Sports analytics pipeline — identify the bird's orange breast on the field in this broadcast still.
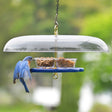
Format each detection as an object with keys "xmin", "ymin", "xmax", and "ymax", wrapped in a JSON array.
[{"xmin": 28, "ymin": 61, "xmax": 31, "ymax": 67}]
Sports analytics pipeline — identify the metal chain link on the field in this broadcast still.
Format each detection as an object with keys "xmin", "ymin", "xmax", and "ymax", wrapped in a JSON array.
[
  {"xmin": 56, "ymin": 0, "xmax": 59, "ymax": 15},
  {"xmin": 55, "ymin": 0, "xmax": 59, "ymax": 24},
  {"xmin": 54, "ymin": 0, "xmax": 59, "ymax": 35}
]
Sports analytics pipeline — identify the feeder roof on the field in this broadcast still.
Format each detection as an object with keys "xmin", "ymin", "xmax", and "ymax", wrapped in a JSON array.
[{"xmin": 3, "ymin": 35, "xmax": 109, "ymax": 52}]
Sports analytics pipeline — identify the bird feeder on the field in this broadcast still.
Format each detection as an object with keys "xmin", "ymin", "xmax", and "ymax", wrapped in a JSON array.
[
  {"xmin": 3, "ymin": 0, "xmax": 109, "ymax": 107},
  {"xmin": 3, "ymin": 0, "xmax": 109, "ymax": 74},
  {"xmin": 3, "ymin": 35, "xmax": 108, "ymax": 73},
  {"xmin": 3, "ymin": 35, "xmax": 109, "ymax": 107}
]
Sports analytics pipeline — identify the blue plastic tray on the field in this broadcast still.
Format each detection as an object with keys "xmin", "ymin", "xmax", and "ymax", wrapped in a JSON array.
[{"xmin": 30, "ymin": 67, "xmax": 84, "ymax": 73}]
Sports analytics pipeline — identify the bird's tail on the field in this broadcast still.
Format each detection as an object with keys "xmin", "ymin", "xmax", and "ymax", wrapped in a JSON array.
[{"xmin": 19, "ymin": 78, "xmax": 29, "ymax": 93}]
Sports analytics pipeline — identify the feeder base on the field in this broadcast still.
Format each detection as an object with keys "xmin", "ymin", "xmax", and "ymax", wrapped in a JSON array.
[{"xmin": 30, "ymin": 67, "xmax": 84, "ymax": 73}]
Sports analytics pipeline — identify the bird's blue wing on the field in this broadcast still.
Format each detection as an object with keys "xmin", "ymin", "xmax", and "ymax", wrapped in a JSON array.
[
  {"xmin": 25, "ymin": 61, "xmax": 32, "ymax": 80},
  {"xmin": 19, "ymin": 78, "xmax": 29, "ymax": 93},
  {"xmin": 19, "ymin": 61, "xmax": 32, "ymax": 80},
  {"xmin": 13, "ymin": 61, "xmax": 21, "ymax": 83}
]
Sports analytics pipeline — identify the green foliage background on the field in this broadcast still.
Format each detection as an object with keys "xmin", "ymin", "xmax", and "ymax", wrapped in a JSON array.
[{"xmin": 0, "ymin": 0, "xmax": 112, "ymax": 112}]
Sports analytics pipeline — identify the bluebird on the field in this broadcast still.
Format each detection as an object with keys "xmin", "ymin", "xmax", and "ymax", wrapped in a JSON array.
[{"xmin": 13, "ymin": 56, "xmax": 32, "ymax": 93}]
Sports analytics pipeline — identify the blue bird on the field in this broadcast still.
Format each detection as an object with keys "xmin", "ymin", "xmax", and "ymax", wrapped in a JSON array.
[{"xmin": 13, "ymin": 56, "xmax": 32, "ymax": 93}]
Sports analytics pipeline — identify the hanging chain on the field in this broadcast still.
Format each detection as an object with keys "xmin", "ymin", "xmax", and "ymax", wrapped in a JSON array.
[
  {"xmin": 54, "ymin": 0, "xmax": 59, "ymax": 59},
  {"xmin": 53, "ymin": 0, "xmax": 59, "ymax": 79},
  {"xmin": 54, "ymin": 0, "xmax": 59, "ymax": 35},
  {"xmin": 56, "ymin": 0, "xmax": 59, "ymax": 15}
]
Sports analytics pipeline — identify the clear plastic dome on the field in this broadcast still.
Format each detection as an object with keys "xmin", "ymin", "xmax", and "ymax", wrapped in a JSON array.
[{"xmin": 3, "ymin": 35, "xmax": 109, "ymax": 52}]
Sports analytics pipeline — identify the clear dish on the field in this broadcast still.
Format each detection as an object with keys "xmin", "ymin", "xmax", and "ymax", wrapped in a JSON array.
[{"xmin": 3, "ymin": 35, "xmax": 109, "ymax": 52}]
